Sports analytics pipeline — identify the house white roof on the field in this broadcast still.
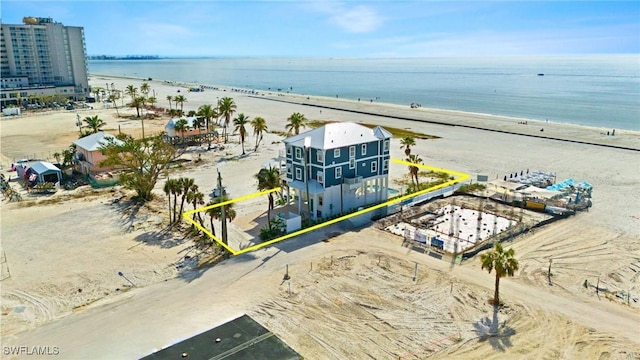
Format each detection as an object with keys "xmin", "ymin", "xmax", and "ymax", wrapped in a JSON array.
[
  {"xmin": 166, "ymin": 116, "xmax": 199, "ymax": 130},
  {"xmin": 74, "ymin": 132, "xmax": 124, "ymax": 151},
  {"xmin": 283, "ymin": 122, "xmax": 391, "ymax": 150},
  {"xmin": 30, "ymin": 161, "xmax": 61, "ymax": 174}
]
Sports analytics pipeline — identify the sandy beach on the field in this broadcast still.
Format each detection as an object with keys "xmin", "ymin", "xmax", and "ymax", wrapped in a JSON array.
[{"xmin": 1, "ymin": 75, "xmax": 639, "ymax": 358}]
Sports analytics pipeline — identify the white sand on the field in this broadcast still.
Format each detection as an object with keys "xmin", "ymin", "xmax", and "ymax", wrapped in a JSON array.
[{"xmin": 1, "ymin": 75, "xmax": 639, "ymax": 358}]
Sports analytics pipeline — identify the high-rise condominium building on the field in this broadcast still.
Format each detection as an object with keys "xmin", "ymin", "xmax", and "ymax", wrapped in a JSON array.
[{"xmin": 1, "ymin": 17, "xmax": 88, "ymax": 108}]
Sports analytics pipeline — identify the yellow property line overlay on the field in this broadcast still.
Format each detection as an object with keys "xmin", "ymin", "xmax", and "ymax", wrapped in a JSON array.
[{"xmin": 182, "ymin": 158, "xmax": 470, "ymax": 256}]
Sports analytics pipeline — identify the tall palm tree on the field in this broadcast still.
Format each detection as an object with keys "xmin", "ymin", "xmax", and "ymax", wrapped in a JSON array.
[
  {"xmin": 192, "ymin": 116, "xmax": 205, "ymax": 145},
  {"xmin": 233, "ymin": 113, "xmax": 250, "ymax": 155},
  {"xmin": 169, "ymin": 179, "xmax": 183, "ymax": 224},
  {"xmin": 255, "ymin": 166, "xmax": 282, "ymax": 230},
  {"xmin": 140, "ymin": 82, "xmax": 150, "ymax": 98},
  {"xmin": 147, "ymin": 96, "xmax": 157, "ymax": 110},
  {"xmin": 82, "ymin": 115, "xmax": 106, "ymax": 134},
  {"xmin": 173, "ymin": 95, "xmax": 187, "ymax": 112},
  {"xmin": 129, "ymin": 96, "xmax": 144, "ymax": 118},
  {"xmin": 108, "ymin": 93, "xmax": 120, "ymax": 117},
  {"xmin": 166, "ymin": 95, "xmax": 173, "ymax": 110},
  {"xmin": 125, "ymin": 85, "xmax": 138, "ymax": 101},
  {"xmin": 217, "ymin": 97, "xmax": 236, "ymax": 141},
  {"xmin": 286, "ymin": 112, "xmax": 307, "ymax": 135},
  {"xmin": 197, "ymin": 104, "xmax": 217, "ymax": 133},
  {"xmin": 205, "ymin": 196, "xmax": 236, "ymax": 237},
  {"xmin": 177, "ymin": 178, "xmax": 195, "ymax": 219},
  {"xmin": 186, "ymin": 184, "xmax": 205, "ymax": 226},
  {"xmin": 174, "ymin": 118, "xmax": 190, "ymax": 145},
  {"xmin": 406, "ymin": 154, "xmax": 423, "ymax": 190},
  {"xmin": 251, "ymin": 116, "xmax": 268, "ymax": 151},
  {"xmin": 400, "ymin": 136, "xmax": 416, "ymax": 156},
  {"xmin": 480, "ymin": 242, "xmax": 519, "ymax": 306},
  {"xmin": 163, "ymin": 178, "xmax": 181, "ymax": 224}
]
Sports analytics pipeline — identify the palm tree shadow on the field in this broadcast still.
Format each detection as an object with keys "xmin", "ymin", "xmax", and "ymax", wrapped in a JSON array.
[
  {"xmin": 473, "ymin": 305, "xmax": 516, "ymax": 352},
  {"xmin": 113, "ymin": 198, "xmax": 143, "ymax": 232},
  {"xmin": 132, "ymin": 226, "xmax": 188, "ymax": 249}
]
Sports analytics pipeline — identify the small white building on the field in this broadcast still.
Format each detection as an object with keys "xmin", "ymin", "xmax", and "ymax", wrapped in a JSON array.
[{"xmin": 165, "ymin": 116, "xmax": 204, "ymax": 137}]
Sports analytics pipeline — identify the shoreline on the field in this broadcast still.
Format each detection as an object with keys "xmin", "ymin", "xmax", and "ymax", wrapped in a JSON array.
[
  {"xmin": 89, "ymin": 72, "xmax": 640, "ymax": 135},
  {"xmin": 254, "ymin": 95, "xmax": 640, "ymax": 152}
]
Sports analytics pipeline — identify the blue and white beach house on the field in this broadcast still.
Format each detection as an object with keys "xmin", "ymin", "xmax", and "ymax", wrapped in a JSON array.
[{"xmin": 283, "ymin": 122, "xmax": 392, "ymax": 221}]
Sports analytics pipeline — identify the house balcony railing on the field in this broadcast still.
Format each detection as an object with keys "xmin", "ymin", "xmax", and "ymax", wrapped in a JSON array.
[{"xmin": 343, "ymin": 176, "xmax": 363, "ymax": 190}]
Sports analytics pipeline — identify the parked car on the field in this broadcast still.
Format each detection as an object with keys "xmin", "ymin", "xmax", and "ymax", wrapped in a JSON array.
[
  {"xmin": 10, "ymin": 159, "xmax": 29, "ymax": 171},
  {"xmin": 213, "ymin": 186, "xmax": 228, "ymax": 198}
]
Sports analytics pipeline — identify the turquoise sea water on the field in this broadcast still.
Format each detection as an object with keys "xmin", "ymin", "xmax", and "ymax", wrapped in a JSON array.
[{"xmin": 89, "ymin": 56, "xmax": 640, "ymax": 131}]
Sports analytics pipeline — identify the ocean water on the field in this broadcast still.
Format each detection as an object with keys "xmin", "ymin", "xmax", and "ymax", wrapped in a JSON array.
[{"xmin": 88, "ymin": 56, "xmax": 640, "ymax": 131}]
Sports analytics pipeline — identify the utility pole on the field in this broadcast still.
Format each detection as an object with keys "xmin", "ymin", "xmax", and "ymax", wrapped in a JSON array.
[{"xmin": 217, "ymin": 169, "xmax": 228, "ymax": 253}]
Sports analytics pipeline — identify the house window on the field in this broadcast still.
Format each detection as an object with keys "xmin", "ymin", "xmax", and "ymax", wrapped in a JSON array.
[
  {"xmin": 295, "ymin": 147, "xmax": 302, "ymax": 160},
  {"xmin": 318, "ymin": 196, "xmax": 323, "ymax": 206},
  {"xmin": 371, "ymin": 161, "xmax": 377, "ymax": 173},
  {"xmin": 317, "ymin": 151, "xmax": 324, "ymax": 163},
  {"xmin": 349, "ymin": 146, "xmax": 355, "ymax": 158},
  {"xmin": 335, "ymin": 166, "xmax": 342, "ymax": 179},
  {"xmin": 383, "ymin": 159, "xmax": 389, "ymax": 171},
  {"xmin": 287, "ymin": 164, "xmax": 292, "ymax": 177},
  {"xmin": 334, "ymin": 148, "xmax": 340, "ymax": 158},
  {"xmin": 361, "ymin": 144, "xmax": 367, "ymax": 155},
  {"xmin": 317, "ymin": 171, "xmax": 324, "ymax": 184},
  {"xmin": 384, "ymin": 140, "xmax": 390, "ymax": 152},
  {"xmin": 296, "ymin": 168, "xmax": 302, "ymax": 180},
  {"xmin": 286, "ymin": 146, "xmax": 292, "ymax": 156},
  {"xmin": 349, "ymin": 158, "xmax": 355, "ymax": 169}
]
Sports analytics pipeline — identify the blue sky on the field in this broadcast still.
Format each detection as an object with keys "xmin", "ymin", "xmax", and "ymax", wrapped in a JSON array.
[{"xmin": 2, "ymin": 1, "xmax": 639, "ymax": 57}]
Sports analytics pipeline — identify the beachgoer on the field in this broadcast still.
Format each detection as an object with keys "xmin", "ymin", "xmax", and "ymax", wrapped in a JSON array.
[
  {"xmin": 612, "ymin": 129, "xmax": 615, "ymax": 136},
  {"xmin": 540, "ymin": 128, "xmax": 544, "ymax": 132}
]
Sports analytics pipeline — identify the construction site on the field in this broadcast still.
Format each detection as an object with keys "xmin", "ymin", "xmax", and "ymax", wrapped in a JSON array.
[{"xmin": 379, "ymin": 195, "xmax": 554, "ymax": 260}]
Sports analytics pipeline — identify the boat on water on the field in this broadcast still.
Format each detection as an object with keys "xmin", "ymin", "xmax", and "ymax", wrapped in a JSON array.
[{"xmin": 537, "ymin": 73, "xmax": 545, "ymax": 76}]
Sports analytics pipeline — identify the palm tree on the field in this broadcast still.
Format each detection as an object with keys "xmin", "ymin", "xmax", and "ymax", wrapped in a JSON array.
[
  {"xmin": 186, "ymin": 184, "xmax": 205, "ymax": 226},
  {"xmin": 82, "ymin": 115, "xmax": 106, "ymax": 134},
  {"xmin": 108, "ymin": 93, "xmax": 120, "ymax": 117},
  {"xmin": 251, "ymin": 116, "xmax": 268, "ymax": 151},
  {"xmin": 140, "ymin": 82, "xmax": 150, "ymax": 98},
  {"xmin": 406, "ymin": 154, "xmax": 423, "ymax": 191},
  {"xmin": 173, "ymin": 95, "xmax": 187, "ymax": 113},
  {"xmin": 163, "ymin": 178, "xmax": 181, "ymax": 223},
  {"xmin": 177, "ymin": 178, "xmax": 195, "ymax": 219},
  {"xmin": 129, "ymin": 96, "xmax": 144, "ymax": 118},
  {"xmin": 125, "ymin": 85, "xmax": 138, "ymax": 101},
  {"xmin": 286, "ymin": 112, "xmax": 307, "ymax": 135},
  {"xmin": 205, "ymin": 196, "xmax": 236, "ymax": 237},
  {"xmin": 400, "ymin": 136, "xmax": 416, "ymax": 156},
  {"xmin": 166, "ymin": 95, "xmax": 173, "ymax": 110},
  {"xmin": 147, "ymin": 96, "xmax": 157, "ymax": 110},
  {"xmin": 174, "ymin": 118, "xmax": 190, "ymax": 145},
  {"xmin": 192, "ymin": 116, "xmax": 205, "ymax": 145},
  {"xmin": 255, "ymin": 166, "xmax": 281, "ymax": 230},
  {"xmin": 169, "ymin": 179, "xmax": 183, "ymax": 223},
  {"xmin": 480, "ymin": 242, "xmax": 519, "ymax": 306},
  {"xmin": 233, "ymin": 113, "xmax": 250, "ymax": 155},
  {"xmin": 197, "ymin": 104, "xmax": 217, "ymax": 133},
  {"xmin": 217, "ymin": 97, "xmax": 236, "ymax": 141}
]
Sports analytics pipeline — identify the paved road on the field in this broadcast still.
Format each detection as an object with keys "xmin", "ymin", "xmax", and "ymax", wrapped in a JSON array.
[{"xmin": 3, "ymin": 228, "xmax": 639, "ymax": 359}]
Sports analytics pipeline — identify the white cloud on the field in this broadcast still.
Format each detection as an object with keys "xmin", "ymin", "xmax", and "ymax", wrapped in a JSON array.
[
  {"xmin": 329, "ymin": 5, "xmax": 384, "ymax": 33},
  {"xmin": 304, "ymin": 1, "xmax": 385, "ymax": 33}
]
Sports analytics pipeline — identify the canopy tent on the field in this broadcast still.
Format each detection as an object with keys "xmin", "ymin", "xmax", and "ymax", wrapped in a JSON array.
[{"xmin": 516, "ymin": 186, "xmax": 563, "ymax": 200}]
